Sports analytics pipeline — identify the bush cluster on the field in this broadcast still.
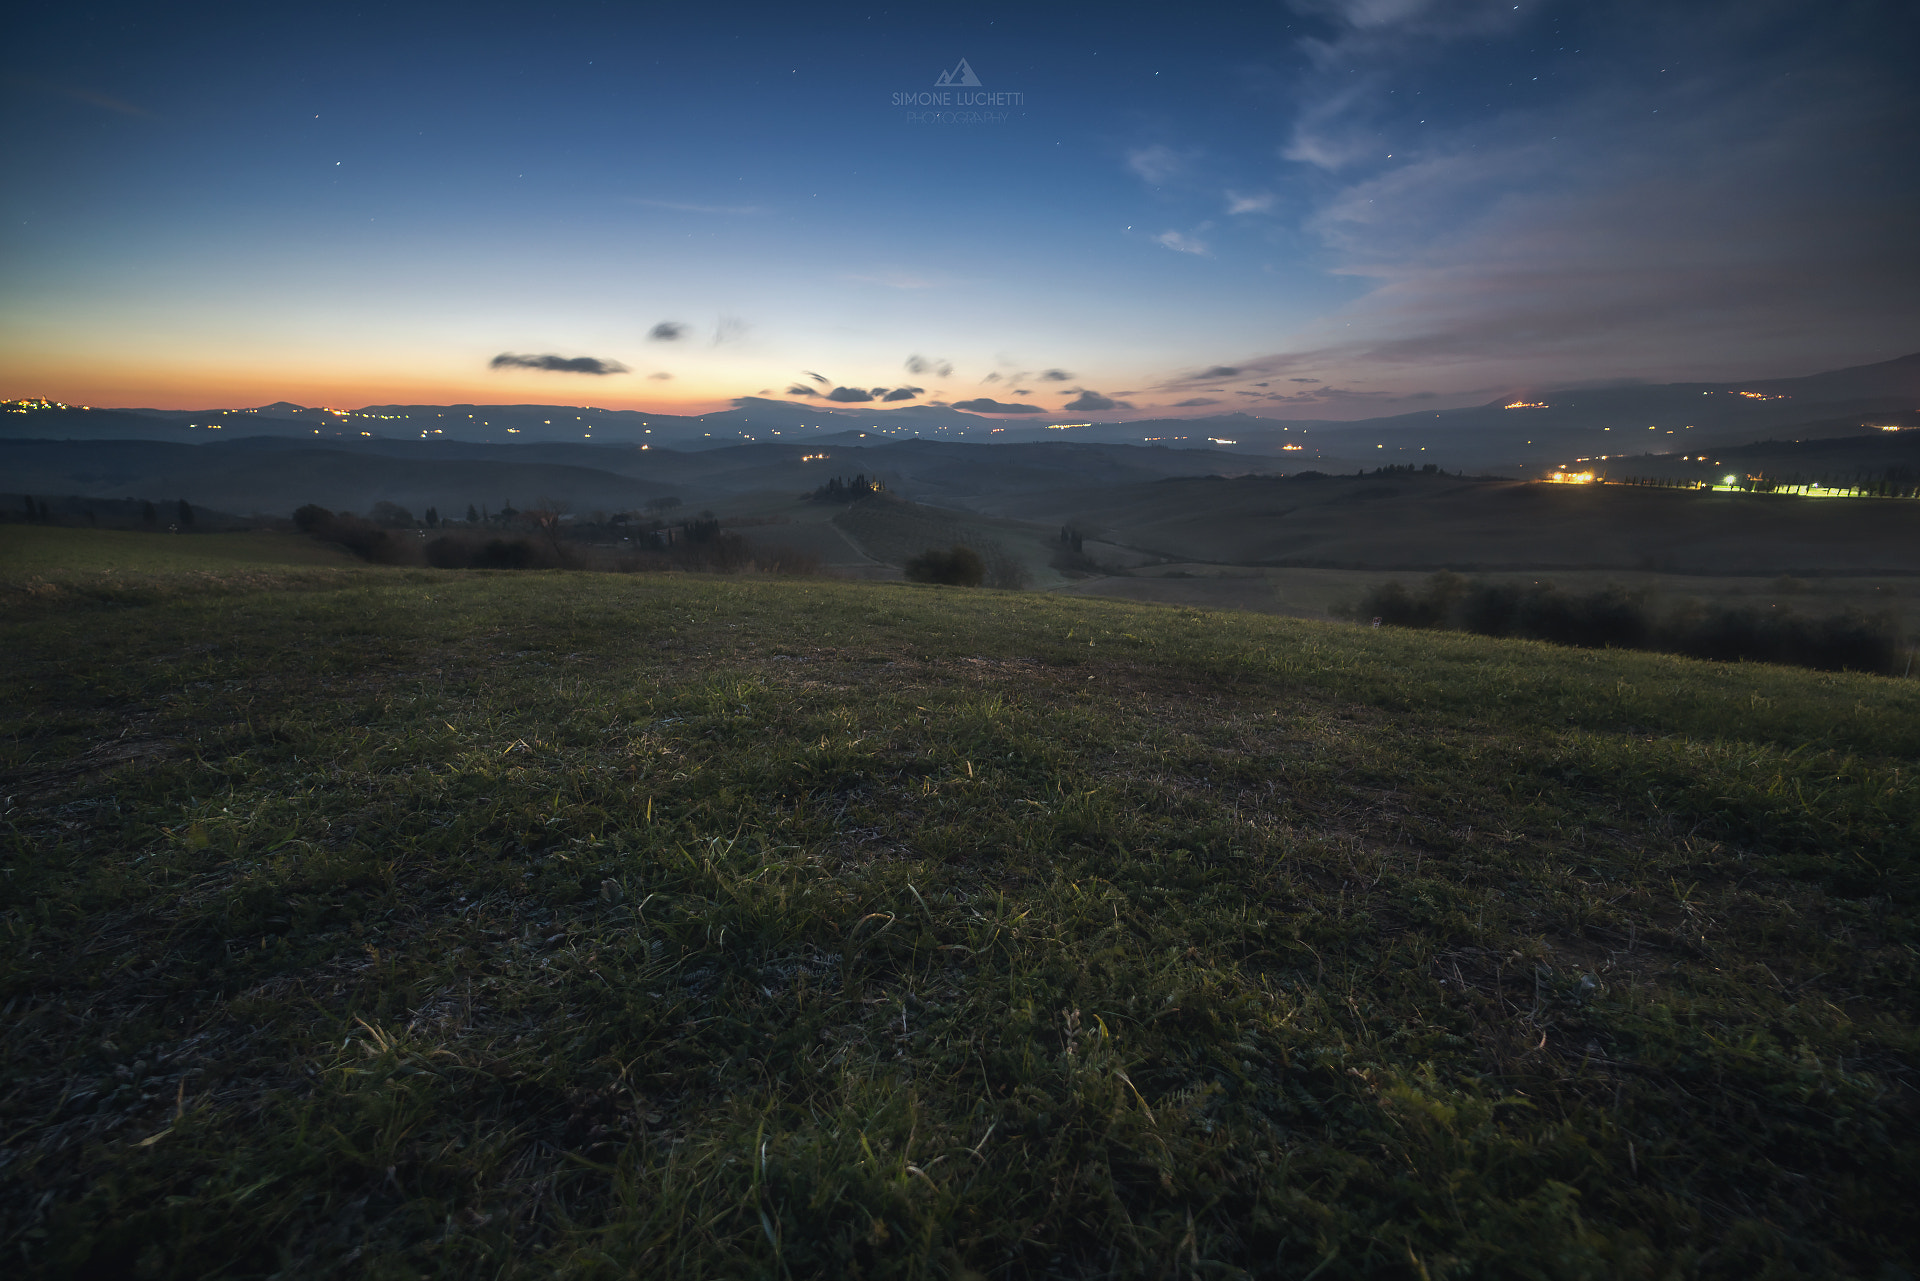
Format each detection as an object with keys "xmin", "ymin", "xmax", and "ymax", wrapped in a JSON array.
[
  {"xmin": 1344, "ymin": 571, "xmax": 1909, "ymax": 674},
  {"xmin": 292, "ymin": 504, "xmax": 405, "ymax": 564},
  {"xmin": 425, "ymin": 535, "xmax": 580, "ymax": 570},
  {"xmin": 904, "ymin": 544, "xmax": 985, "ymax": 587}
]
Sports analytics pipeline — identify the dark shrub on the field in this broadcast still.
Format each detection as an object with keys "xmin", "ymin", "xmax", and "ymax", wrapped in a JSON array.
[
  {"xmin": 1348, "ymin": 572, "xmax": 1464, "ymax": 628},
  {"xmin": 1657, "ymin": 604, "xmax": 1903, "ymax": 674},
  {"xmin": 292, "ymin": 504, "xmax": 333, "ymax": 533},
  {"xmin": 294, "ymin": 505, "xmax": 402, "ymax": 563},
  {"xmin": 423, "ymin": 534, "xmax": 580, "ymax": 570},
  {"xmin": 475, "ymin": 539, "xmax": 537, "ymax": 569},
  {"xmin": 1457, "ymin": 580, "xmax": 1521, "ymax": 636},
  {"xmin": 326, "ymin": 522, "xmax": 398, "ymax": 563},
  {"xmin": 1574, "ymin": 584, "xmax": 1653, "ymax": 650},
  {"xmin": 904, "ymin": 545, "xmax": 985, "ymax": 587}
]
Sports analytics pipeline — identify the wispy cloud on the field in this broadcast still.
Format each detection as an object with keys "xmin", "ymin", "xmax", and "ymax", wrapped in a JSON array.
[
  {"xmin": 1126, "ymin": 144, "xmax": 1189, "ymax": 186},
  {"xmin": 1155, "ymin": 230, "xmax": 1210, "ymax": 256},
  {"xmin": 952, "ymin": 397, "xmax": 1044, "ymax": 414},
  {"xmin": 1251, "ymin": 0, "xmax": 1920, "ymax": 389}
]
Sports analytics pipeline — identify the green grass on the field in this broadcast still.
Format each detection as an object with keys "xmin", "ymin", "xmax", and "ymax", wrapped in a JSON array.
[
  {"xmin": 0, "ymin": 524, "xmax": 358, "ymax": 575},
  {"xmin": 2, "ymin": 538, "xmax": 1916, "ymax": 1278}
]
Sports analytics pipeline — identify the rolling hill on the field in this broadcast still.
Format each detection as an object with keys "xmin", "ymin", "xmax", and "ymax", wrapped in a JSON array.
[{"xmin": 994, "ymin": 470, "xmax": 1920, "ymax": 575}]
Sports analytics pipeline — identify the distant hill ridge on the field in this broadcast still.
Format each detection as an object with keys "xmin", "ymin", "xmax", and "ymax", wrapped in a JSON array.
[{"xmin": 5, "ymin": 351, "xmax": 1916, "ymax": 470}]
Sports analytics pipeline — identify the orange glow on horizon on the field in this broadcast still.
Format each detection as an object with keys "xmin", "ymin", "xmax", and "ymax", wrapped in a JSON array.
[{"xmin": 0, "ymin": 362, "xmax": 743, "ymax": 415}]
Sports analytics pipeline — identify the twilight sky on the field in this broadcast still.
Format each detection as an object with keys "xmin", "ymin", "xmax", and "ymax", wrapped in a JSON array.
[{"xmin": 4, "ymin": 0, "xmax": 1916, "ymax": 420}]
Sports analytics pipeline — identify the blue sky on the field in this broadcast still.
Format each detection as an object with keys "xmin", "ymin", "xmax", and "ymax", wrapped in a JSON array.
[{"xmin": 3, "ymin": 0, "xmax": 1916, "ymax": 418}]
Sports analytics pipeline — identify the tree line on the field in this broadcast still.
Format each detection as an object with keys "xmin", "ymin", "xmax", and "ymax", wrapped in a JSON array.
[{"xmin": 1343, "ymin": 571, "xmax": 1910, "ymax": 675}]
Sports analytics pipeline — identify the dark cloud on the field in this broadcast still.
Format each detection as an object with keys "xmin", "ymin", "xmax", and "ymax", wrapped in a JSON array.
[
  {"xmin": 1201, "ymin": 366, "xmax": 1240, "ymax": 379},
  {"xmin": 785, "ymin": 384, "xmax": 819, "ymax": 396},
  {"xmin": 1063, "ymin": 391, "xmax": 1117, "ymax": 411},
  {"xmin": 804, "ymin": 371, "xmax": 830, "ymax": 385},
  {"xmin": 1012, "ymin": 389, "xmax": 1032, "ymax": 396},
  {"xmin": 882, "ymin": 386, "xmax": 923, "ymax": 401},
  {"xmin": 905, "ymin": 354, "xmax": 953, "ymax": 377},
  {"xmin": 1173, "ymin": 397, "xmax": 1222, "ymax": 407},
  {"xmin": 1290, "ymin": 377, "xmax": 1320, "ymax": 384},
  {"xmin": 1039, "ymin": 368, "xmax": 1074, "ymax": 381},
  {"xmin": 826, "ymin": 386, "xmax": 874, "ymax": 402},
  {"xmin": 490, "ymin": 353, "xmax": 629, "ymax": 375},
  {"xmin": 648, "ymin": 322, "xmax": 687, "ymax": 341},
  {"xmin": 981, "ymin": 372, "xmax": 1001, "ymax": 383},
  {"xmin": 952, "ymin": 398, "xmax": 1045, "ymax": 414}
]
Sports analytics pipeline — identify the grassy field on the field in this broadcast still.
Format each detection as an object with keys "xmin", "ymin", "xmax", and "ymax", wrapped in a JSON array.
[
  {"xmin": 0, "ymin": 525, "xmax": 357, "ymax": 574},
  {"xmin": 2, "ymin": 530, "xmax": 1916, "ymax": 1278}
]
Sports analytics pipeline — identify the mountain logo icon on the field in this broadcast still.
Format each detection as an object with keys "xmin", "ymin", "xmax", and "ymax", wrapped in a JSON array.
[{"xmin": 934, "ymin": 58, "xmax": 981, "ymax": 87}]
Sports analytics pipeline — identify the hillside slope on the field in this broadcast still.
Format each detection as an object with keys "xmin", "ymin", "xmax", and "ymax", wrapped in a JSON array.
[
  {"xmin": 1009, "ymin": 472, "xmax": 1920, "ymax": 573},
  {"xmin": 2, "ymin": 540, "xmax": 1915, "ymax": 1277}
]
